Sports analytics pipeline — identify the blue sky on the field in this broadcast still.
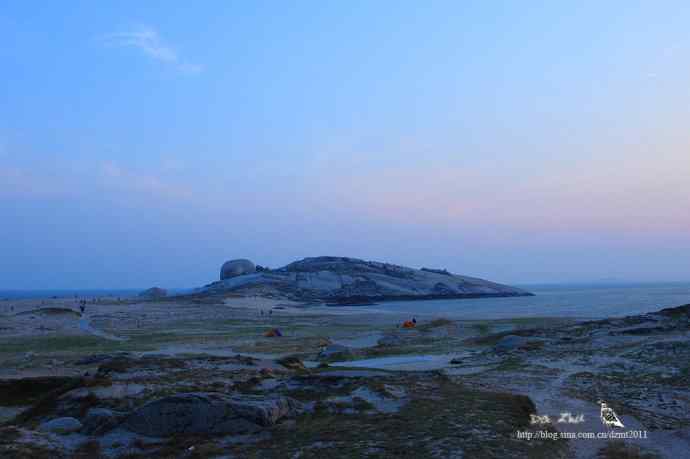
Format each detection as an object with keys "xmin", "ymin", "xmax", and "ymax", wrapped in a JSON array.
[{"xmin": 2, "ymin": 1, "xmax": 690, "ymax": 289}]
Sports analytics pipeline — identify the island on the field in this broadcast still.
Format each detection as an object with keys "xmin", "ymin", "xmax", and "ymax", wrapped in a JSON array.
[{"xmin": 197, "ymin": 256, "xmax": 533, "ymax": 303}]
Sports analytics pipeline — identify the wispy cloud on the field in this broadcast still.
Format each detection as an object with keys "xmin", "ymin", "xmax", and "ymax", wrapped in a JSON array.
[
  {"xmin": 101, "ymin": 25, "xmax": 203, "ymax": 74},
  {"xmin": 0, "ymin": 158, "xmax": 193, "ymax": 202},
  {"xmin": 0, "ymin": 165, "xmax": 73, "ymax": 199},
  {"xmin": 100, "ymin": 160, "xmax": 193, "ymax": 200}
]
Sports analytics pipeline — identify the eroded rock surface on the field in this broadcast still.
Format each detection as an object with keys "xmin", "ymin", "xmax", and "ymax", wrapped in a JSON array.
[
  {"xmin": 39, "ymin": 417, "xmax": 82, "ymax": 434},
  {"xmin": 203, "ymin": 256, "xmax": 532, "ymax": 302},
  {"xmin": 138, "ymin": 287, "xmax": 167, "ymax": 299},
  {"xmin": 124, "ymin": 392, "xmax": 302, "ymax": 436},
  {"xmin": 220, "ymin": 259, "xmax": 256, "ymax": 280}
]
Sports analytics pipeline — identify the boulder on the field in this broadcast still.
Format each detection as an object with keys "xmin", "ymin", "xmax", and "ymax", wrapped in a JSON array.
[
  {"xmin": 377, "ymin": 335, "xmax": 403, "ymax": 347},
  {"xmin": 220, "ymin": 259, "xmax": 256, "ymax": 280},
  {"xmin": 276, "ymin": 356, "xmax": 305, "ymax": 370},
  {"xmin": 81, "ymin": 408, "xmax": 124, "ymax": 435},
  {"xmin": 56, "ymin": 383, "xmax": 146, "ymax": 417},
  {"xmin": 123, "ymin": 393, "xmax": 302, "ymax": 437},
  {"xmin": 138, "ymin": 287, "xmax": 167, "ymax": 299},
  {"xmin": 39, "ymin": 417, "xmax": 82, "ymax": 434},
  {"xmin": 318, "ymin": 344, "xmax": 352, "ymax": 360},
  {"xmin": 74, "ymin": 352, "xmax": 131, "ymax": 366}
]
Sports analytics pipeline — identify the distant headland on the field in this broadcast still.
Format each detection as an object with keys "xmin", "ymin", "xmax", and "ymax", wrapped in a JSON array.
[{"xmin": 192, "ymin": 256, "xmax": 533, "ymax": 303}]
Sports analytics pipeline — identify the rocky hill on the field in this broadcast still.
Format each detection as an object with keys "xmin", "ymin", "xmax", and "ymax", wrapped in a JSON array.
[
  {"xmin": 199, "ymin": 256, "xmax": 532, "ymax": 303},
  {"xmin": 138, "ymin": 287, "xmax": 167, "ymax": 299}
]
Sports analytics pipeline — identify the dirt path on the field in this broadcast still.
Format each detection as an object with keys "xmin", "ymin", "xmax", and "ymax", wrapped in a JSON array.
[
  {"xmin": 527, "ymin": 359, "xmax": 671, "ymax": 458},
  {"xmin": 78, "ymin": 316, "xmax": 128, "ymax": 341}
]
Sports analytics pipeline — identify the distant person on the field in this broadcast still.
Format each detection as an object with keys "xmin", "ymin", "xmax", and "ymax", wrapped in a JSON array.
[
  {"xmin": 412, "ymin": 317, "xmax": 417, "ymax": 324},
  {"xmin": 80, "ymin": 304, "xmax": 85, "ymax": 314}
]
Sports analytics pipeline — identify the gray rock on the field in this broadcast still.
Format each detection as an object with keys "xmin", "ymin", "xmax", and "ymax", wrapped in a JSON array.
[
  {"xmin": 138, "ymin": 287, "xmax": 167, "ymax": 298},
  {"xmin": 276, "ymin": 356, "xmax": 305, "ymax": 370},
  {"xmin": 315, "ymin": 370, "xmax": 393, "ymax": 378},
  {"xmin": 75, "ymin": 352, "xmax": 131, "ymax": 366},
  {"xmin": 39, "ymin": 417, "xmax": 83, "ymax": 434},
  {"xmin": 220, "ymin": 259, "xmax": 256, "ymax": 280},
  {"xmin": 494, "ymin": 335, "xmax": 530, "ymax": 352},
  {"xmin": 204, "ymin": 256, "xmax": 532, "ymax": 302},
  {"xmin": 318, "ymin": 344, "xmax": 352, "ymax": 359},
  {"xmin": 57, "ymin": 383, "xmax": 147, "ymax": 418},
  {"xmin": 377, "ymin": 335, "xmax": 403, "ymax": 347},
  {"xmin": 82, "ymin": 408, "xmax": 124, "ymax": 435},
  {"xmin": 124, "ymin": 392, "xmax": 302, "ymax": 437}
]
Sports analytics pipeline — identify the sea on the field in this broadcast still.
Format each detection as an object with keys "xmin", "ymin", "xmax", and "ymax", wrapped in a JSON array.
[
  {"xmin": 0, "ymin": 289, "xmax": 190, "ymax": 300},
  {"xmin": 1, "ymin": 283, "xmax": 689, "ymax": 320},
  {"xmin": 366, "ymin": 282, "xmax": 690, "ymax": 320}
]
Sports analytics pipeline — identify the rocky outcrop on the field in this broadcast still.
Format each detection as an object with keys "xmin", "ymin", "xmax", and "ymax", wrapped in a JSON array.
[
  {"xmin": 138, "ymin": 287, "xmax": 167, "ymax": 299},
  {"xmin": 657, "ymin": 303, "xmax": 690, "ymax": 318},
  {"xmin": 377, "ymin": 335, "xmax": 404, "ymax": 347},
  {"xmin": 123, "ymin": 392, "xmax": 302, "ymax": 437},
  {"xmin": 39, "ymin": 417, "xmax": 82, "ymax": 434},
  {"xmin": 81, "ymin": 408, "xmax": 125, "ymax": 435},
  {"xmin": 74, "ymin": 352, "xmax": 132, "ymax": 366},
  {"xmin": 318, "ymin": 344, "xmax": 352, "ymax": 360},
  {"xmin": 202, "ymin": 256, "xmax": 532, "ymax": 302},
  {"xmin": 220, "ymin": 259, "xmax": 256, "ymax": 280},
  {"xmin": 494, "ymin": 335, "xmax": 530, "ymax": 352}
]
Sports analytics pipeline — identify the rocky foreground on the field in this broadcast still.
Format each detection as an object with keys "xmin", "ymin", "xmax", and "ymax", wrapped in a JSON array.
[
  {"xmin": 199, "ymin": 256, "xmax": 532, "ymax": 303},
  {"xmin": 1, "ymin": 301, "xmax": 689, "ymax": 458}
]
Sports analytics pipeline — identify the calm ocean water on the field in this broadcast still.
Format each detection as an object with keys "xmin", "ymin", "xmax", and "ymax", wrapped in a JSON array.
[
  {"xmin": 369, "ymin": 282, "xmax": 690, "ymax": 320},
  {"xmin": 2, "ymin": 283, "xmax": 689, "ymax": 320},
  {"xmin": 0, "ymin": 289, "xmax": 189, "ymax": 300}
]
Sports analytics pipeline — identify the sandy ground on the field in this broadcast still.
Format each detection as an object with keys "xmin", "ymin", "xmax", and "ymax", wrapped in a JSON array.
[
  {"xmin": 0, "ymin": 295, "xmax": 440, "ymax": 378},
  {"xmin": 0, "ymin": 296, "xmax": 436, "ymax": 341}
]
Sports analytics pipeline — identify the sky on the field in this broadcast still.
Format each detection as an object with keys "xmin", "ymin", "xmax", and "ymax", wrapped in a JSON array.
[{"xmin": 1, "ymin": 1, "xmax": 690, "ymax": 289}]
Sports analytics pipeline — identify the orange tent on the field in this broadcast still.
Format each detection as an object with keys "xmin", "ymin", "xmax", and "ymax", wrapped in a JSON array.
[
  {"xmin": 402, "ymin": 320, "xmax": 415, "ymax": 329},
  {"xmin": 264, "ymin": 328, "xmax": 283, "ymax": 337}
]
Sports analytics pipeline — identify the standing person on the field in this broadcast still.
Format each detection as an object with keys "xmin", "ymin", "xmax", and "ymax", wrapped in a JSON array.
[{"xmin": 412, "ymin": 317, "xmax": 417, "ymax": 324}]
